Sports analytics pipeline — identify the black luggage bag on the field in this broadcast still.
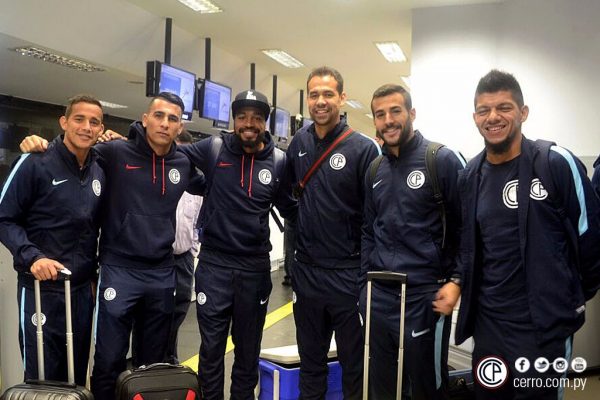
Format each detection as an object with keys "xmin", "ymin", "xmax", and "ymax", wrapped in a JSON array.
[
  {"xmin": 1, "ymin": 272, "xmax": 94, "ymax": 400},
  {"xmin": 115, "ymin": 363, "xmax": 200, "ymax": 400}
]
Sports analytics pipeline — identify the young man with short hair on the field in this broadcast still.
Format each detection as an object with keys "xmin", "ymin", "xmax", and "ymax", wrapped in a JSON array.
[
  {"xmin": 456, "ymin": 70, "xmax": 600, "ymax": 399},
  {"xmin": 0, "ymin": 94, "xmax": 105, "ymax": 385}
]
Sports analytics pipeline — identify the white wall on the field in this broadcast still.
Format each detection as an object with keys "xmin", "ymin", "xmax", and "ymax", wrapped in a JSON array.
[{"xmin": 412, "ymin": 0, "xmax": 600, "ymax": 163}]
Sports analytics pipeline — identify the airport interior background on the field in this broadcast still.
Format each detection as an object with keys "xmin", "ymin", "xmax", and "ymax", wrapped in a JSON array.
[{"xmin": 1, "ymin": 0, "xmax": 599, "ymax": 398}]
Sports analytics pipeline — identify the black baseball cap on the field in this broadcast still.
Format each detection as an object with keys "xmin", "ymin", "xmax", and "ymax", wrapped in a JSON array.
[{"xmin": 231, "ymin": 90, "xmax": 271, "ymax": 120}]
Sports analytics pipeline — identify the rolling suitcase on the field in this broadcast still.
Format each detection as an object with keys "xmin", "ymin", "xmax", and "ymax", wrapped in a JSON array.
[
  {"xmin": 362, "ymin": 271, "xmax": 407, "ymax": 400},
  {"xmin": 115, "ymin": 363, "xmax": 200, "ymax": 399},
  {"xmin": 1, "ymin": 270, "xmax": 94, "ymax": 400}
]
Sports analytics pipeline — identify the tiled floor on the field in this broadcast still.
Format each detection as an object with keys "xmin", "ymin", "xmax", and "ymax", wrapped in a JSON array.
[{"xmin": 176, "ymin": 268, "xmax": 600, "ymax": 399}]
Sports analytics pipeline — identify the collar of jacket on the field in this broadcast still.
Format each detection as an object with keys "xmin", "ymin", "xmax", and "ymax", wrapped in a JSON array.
[
  {"xmin": 53, "ymin": 134, "xmax": 95, "ymax": 173},
  {"xmin": 309, "ymin": 115, "xmax": 349, "ymax": 145}
]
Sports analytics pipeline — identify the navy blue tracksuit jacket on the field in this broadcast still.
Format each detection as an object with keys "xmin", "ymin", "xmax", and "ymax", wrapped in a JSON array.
[{"xmin": 455, "ymin": 137, "xmax": 600, "ymax": 346}]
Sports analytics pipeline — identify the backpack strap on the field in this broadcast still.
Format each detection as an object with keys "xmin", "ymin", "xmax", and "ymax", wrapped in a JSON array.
[
  {"xmin": 206, "ymin": 135, "xmax": 224, "ymax": 196},
  {"xmin": 533, "ymin": 139, "xmax": 580, "ymax": 270},
  {"xmin": 368, "ymin": 155, "xmax": 385, "ymax": 188},
  {"xmin": 269, "ymin": 148, "xmax": 286, "ymax": 232},
  {"xmin": 425, "ymin": 142, "xmax": 447, "ymax": 248}
]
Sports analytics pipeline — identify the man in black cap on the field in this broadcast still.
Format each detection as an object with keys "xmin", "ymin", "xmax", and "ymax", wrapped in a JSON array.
[{"xmin": 176, "ymin": 89, "xmax": 297, "ymax": 400}]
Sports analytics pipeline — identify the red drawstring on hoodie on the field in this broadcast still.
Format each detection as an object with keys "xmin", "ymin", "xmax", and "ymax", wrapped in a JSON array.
[
  {"xmin": 239, "ymin": 154, "xmax": 255, "ymax": 197},
  {"xmin": 152, "ymin": 153, "xmax": 157, "ymax": 184},
  {"xmin": 248, "ymin": 155, "xmax": 255, "ymax": 197},
  {"xmin": 162, "ymin": 158, "xmax": 166, "ymax": 195},
  {"xmin": 151, "ymin": 152, "xmax": 166, "ymax": 195}
]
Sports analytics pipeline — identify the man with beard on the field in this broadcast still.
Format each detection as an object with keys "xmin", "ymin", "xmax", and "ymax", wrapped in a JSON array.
[
  {"xmin": 455, "ymin": 70, "xmax": 600, "ymax": 399},
  {"xmin": 177, "ymin": 89, "xmax": 297, "ymax": 399},
  {"xmin": 287, "ymin": 66, "xmax": 381, "ymax": 399},
  {"xmin": 361, "ymin": 84, "xmax": 465, "ymax": 399}
]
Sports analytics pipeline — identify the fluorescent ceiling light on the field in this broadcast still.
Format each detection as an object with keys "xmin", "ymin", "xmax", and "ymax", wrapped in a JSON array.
[
  {"xmin": 177, "ymin": 0, "xmax": 222, "ymax": 13},
  {"xmin": 375, "ymin": 42, "xmax": 407, "ymax": 63},
  {"xmin": 365, "ymin": 113, "xmax": 373, "ymax": 119},
  {"xmin": 99, "ymin": 100, "xmax": 128, "ymax": 109},
  {"xmin": 261, "ymin": 49, "xmax": 304, "ymax": 68},
  {"xmin": 13, "ymin": 47, "xmax": 105, "ymax": 72},
  {"xmin": 345, "ymin": 99, "xmax": 365, "ymax": 109}
]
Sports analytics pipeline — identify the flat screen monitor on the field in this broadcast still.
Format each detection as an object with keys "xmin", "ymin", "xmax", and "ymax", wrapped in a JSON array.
[
  {"xmin": 198, "ymin": 79, "xmax": 232, "ymax": 129},
  {"xmin": 146, "ymin": 61, "xmax": 196, "ymax": 121},
  {"xmin": 268, "ymin": 107, "xmax": 290, "ymax": 139}
]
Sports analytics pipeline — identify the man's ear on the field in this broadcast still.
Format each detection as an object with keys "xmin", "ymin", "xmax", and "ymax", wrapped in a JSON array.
[
  {"xmin": 59, "ymin": 116, "xmax": 68, "ymax": 130},
  {"xmin": 521, "ymin": 105, "xmax": 529, "ymax": 123}
]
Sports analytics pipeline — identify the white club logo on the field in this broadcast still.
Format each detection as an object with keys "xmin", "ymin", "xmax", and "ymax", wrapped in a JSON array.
[
  {"xmin": 104, "ymin": 287, "xmax": 117, "ymax": 301},
  {"xmin": 475, "ymin": 356, "xmax": 508, "ymax": 389},
  {"xmin": 31, "ymin": 312, "xmax": 46, "ymax": 327},
  {"xmin": 407, "ymin": 171, "xmax": 426, "ymax": 189},
  {"xmin": 530, "ymin": 178, "xmax": 548, "ymax": 201},
  {"xmin": 502, "ymin": 180, "xmax": 519, "ymax": 209},
  {"xmin": 258, "ymin": 169, "xmax": 272, "ymax": 185},
  {"xmin": 329, "ymin": 153, "xmax": 346, "ymax": 170},
  {"xmin": 197, "ymin": 292, "xmax": 207, "ymax": 305},
  {"xmin": 292, "ymin": 291, "xmax": 297, "ymax": 304},
  {"xmin": 169, "ymin": 169, "xmax": 181, "ymax": 184},
  {"xmin": 92, "ymin": 179, "xmax": 101, "ymax": 197}
]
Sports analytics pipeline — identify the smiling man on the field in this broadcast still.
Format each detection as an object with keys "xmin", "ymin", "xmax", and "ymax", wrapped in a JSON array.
[
  {"xmin": 0, "ymin": 94, "xmax": 105, "ymax": 386},
  {"xmin": 19, "ymin": 92, "xmax": 202, "ymax": 399},
  {"xmin": 286, "ymin": 67, "xmax": 381, "ymax": 400},
  {"xmin": 361, "ymin": 84, "xmax": 465, "ymax": 399},
  {"xmin": 176, "ymin": 89, "xmax": 297, "ymax": 399},
  {"xmin": 455, "ymin": 70, "xmax": 600, "ymax": 399}
]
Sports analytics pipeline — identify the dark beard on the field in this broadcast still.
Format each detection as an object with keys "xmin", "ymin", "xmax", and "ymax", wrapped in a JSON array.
[
  {"xmin": 484, "ymin": 129, "xmax": 516, "ymax": 155},
  {"xmin": 379, "ymin": 120, "xmax": 412, "ymax": 150},
  {"xmin": 239, "ymin": 131, "xmax": 266, "ymax": 150}
]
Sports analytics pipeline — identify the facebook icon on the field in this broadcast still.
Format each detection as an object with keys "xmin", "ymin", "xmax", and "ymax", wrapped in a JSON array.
[{"xmin": 515, "ymin": 357, "xmax": 530, "ymax": 373}]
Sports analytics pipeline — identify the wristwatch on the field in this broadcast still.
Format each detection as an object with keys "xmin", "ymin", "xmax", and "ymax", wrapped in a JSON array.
[{"xmin": 449, "ymin": 276, "xmax": 462, "ymax": 286}]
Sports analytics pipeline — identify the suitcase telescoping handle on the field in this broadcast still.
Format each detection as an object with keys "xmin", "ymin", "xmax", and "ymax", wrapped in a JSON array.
[
  {"xmin": 33, "ymin": 268, "xmax": 75, "ymax": 384},
  {"xmin": 363, "ymin": 271, "xmax": 407, "ymax": 400}
]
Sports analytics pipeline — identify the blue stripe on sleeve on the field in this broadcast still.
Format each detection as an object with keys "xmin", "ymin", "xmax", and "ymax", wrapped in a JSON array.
[
  {"xmin": 550, "ymin": 146, "xmax": 588, "ymax": 235},
  {"xmin": 0, "ymin": 153, "xmax": 30, "ymax": 204}
]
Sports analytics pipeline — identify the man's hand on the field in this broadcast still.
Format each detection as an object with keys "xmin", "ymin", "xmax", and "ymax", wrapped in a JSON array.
[
  {"xmin": 20, "ymin": 135, "xmax": 48, "ymax": 153},
  {"xmin": 97, "ymin": 129, "xmax": 125, "ymax": 143},
  {"xmin": 30, "ymin": 258, "xmax": 64, "ymax": 281},
  {"xmin": 432, "ymin": 282, "xmax": 461, "ymax": 315}
]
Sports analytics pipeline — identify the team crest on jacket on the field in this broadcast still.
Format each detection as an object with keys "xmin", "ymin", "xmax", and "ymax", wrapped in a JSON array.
[
  {"xmin": 31, "ymin": 312, "xmax": 46, "ymax": 327},
  {"xmin": 169, "ymin": 168, "xmax": 180, "ymax": 184},
  {"xmin": 92, "ymin": 179, "xmax": 101, "ymax": 197},
  {"xmin": 258, "ymin": 169, "xmax": 272, "ymax": 185},
  {"xmin": 407, "ymin": 170, "xmax": 425, "ymax": 189},
  {"xmin": 329, "ymin": 153, "xmax": 346, "ymax": 170},
  {"xmin": 197, "ymin": 292, "xmax": 207, "ymax": 305},
  {"xmin": 503, "ymin": 179, "xmax": 548, "ymax": 209},
  {"xmin": 529, "ymin": 178, "xmax": 548, "ymax": 200},
  {"xmin": 104, "ymin": 287, "xmax": 117, "ymax": 301},
  {"xmin": 502, "ymin": 180, "xmax": 519, "ymax": 209}
]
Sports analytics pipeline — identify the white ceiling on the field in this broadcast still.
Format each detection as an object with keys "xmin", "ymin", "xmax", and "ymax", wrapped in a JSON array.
[{"xmin": 0, "ymin": 0, "xmax": 501, "ymax": 136}]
